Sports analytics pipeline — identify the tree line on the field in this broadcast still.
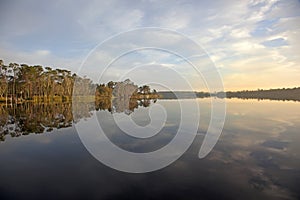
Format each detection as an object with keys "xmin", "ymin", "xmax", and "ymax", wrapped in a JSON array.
[
  {"xmin": 215, "ymin": 87, "xmax": 300, "ymax": 101},
  {"xmin": 0, "ymin": 59, "xmax": 79, "ymax": 103},
  {"xmin": 95, "ymin": 79, "xmax": 158, "ymax": 99},
  {"xmin": 0, "ymin": 60, "xmax": 158, "ymax": 104}
]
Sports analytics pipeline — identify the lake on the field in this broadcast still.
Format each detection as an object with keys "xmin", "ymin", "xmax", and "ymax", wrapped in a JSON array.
[{"xmin": 0, "ymin": 98, "xmax": 300, "ymax": 200}]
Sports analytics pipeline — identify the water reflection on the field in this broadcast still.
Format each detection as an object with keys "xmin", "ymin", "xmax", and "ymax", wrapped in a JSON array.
[
  {"xmin": 0, "ymin": 98, "xmax": 299, "ymax": 200},
  {"xmin": 0, "ymin": 103, "xmax": 73, "ymax": 141},
  {"xmin": 0, "ymin": 98, "xmax": 157, "ymax": 141},
  {"xmin": 95, "ymin": 97, "xmax": 154, "ymax": 114},
  {"xmin": 196, "ymin": 99, "xmax": 300, "ymax": 199}
]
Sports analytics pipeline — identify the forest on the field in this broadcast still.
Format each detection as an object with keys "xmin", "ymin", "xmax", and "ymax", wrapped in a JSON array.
[{"xmin": 0, "ymin": 60, "xmax": 159, "ymax": 104}]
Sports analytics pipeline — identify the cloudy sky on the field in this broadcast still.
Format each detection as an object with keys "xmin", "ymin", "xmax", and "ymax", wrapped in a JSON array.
[{"xmin": 0, "ymin": 0, "xmax": 299, "ymax": 91}]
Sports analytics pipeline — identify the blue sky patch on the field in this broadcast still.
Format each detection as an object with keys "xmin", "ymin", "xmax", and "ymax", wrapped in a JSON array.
[{"xmin": 261, "ymin": 38, "xmax": 288, "ymax": 47}]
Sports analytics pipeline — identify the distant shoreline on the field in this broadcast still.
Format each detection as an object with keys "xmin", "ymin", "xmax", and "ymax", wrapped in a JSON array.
[{"xmin": 158, "ymin": 87, "xmax": 300, "ymax": 101}]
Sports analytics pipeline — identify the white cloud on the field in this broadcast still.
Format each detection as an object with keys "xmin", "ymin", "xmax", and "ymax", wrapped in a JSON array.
[
  {"xmin": 248, "ymin": 0, "xmax": 279, "ymax": 21},
  {"xmin": 232, "ymin": 41, "xmax": 265, "ymax": 52},
  {"xmin": 230, "ymin": 28, "xmax": 251, "ymax": 38},
  {"xmin": 110, "ymin": 9, "xmax": 144, "ymax": 30},
  {"xmin": 157, "ymin": 10, "xmax": 190, "ymax": 30},
  {"xmin": 0, "ymin": 47, "xmax": 81, "ymax": 72},
  {"xmin": 35, "ymin": 50, "xmax": 51, "ymax": 56}
]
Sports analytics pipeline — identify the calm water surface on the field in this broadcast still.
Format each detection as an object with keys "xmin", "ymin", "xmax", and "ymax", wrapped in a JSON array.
[{"xmin": 0, "ymin": 98, "xmax": 299, "ymax": 200}]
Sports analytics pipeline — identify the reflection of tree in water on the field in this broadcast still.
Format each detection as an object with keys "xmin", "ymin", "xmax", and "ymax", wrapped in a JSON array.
[
  {"xmin": 109, "ymin": 79, "xmax": 156, "ymax": 115},
  {"xmin": 95, "ymin": 97, "xmax": 156, "ymax": 115},
  {"xmin": 0, "ymin": 98, "xmax": 157, "ymax": 141},
  {"xmin": 111, "ymin": 98, "xmax": 153, "ymax": 115},
  {"xmin": 0, "ymin": 103, "xmax": 75, "ymax": 141}
]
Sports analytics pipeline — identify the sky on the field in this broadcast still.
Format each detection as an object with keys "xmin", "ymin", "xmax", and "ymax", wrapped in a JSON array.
[{"xmin": 0, "ymin": 0, "xmax": 299, "ymax": 91}]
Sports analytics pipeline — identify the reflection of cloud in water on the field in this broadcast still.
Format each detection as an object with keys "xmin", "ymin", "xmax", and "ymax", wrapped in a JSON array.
[
  {"xmin": 229, "ymin": 118, "xmax": 287, "ymax": 138},
  {"xmin": 202, "ymin": 100, "xmax": 300, "ymax": 199},
  {"xmin": 202, "ymin": 147, "xmax": 297, "ymax": 199},
  {"xmin": 262, "ymin": 140, "xmax": 289, "ymax": 150}
]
